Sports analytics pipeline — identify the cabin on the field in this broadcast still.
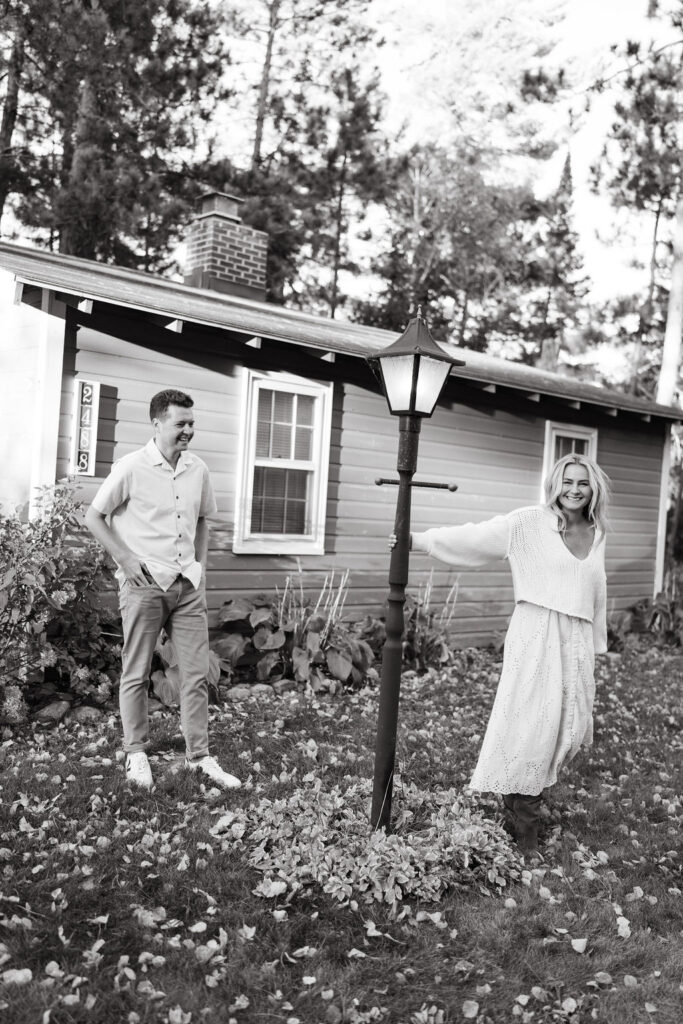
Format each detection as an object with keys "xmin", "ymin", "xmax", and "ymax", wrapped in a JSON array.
[{"xmin": 0, "ymin": 193, "xmax": 679, "ymax": 646}]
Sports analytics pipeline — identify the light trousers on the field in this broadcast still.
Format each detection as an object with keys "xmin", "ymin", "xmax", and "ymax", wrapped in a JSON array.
[{"xmin": 118, "ymin": 575, "xmax": 210, "ymax": 760}]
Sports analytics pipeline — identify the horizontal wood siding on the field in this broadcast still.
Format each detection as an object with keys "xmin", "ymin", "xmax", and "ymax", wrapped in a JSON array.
[
  {"xmin": 62, "ymin": 324, "xmax": 667, "ymax": 648},
  {"xmin": 334, "ymin": 385, "xmax": 546, "ymax": 646},
  {"xmin": 595, "ymin": 424, "xmax": 663, "ymax": 617}
]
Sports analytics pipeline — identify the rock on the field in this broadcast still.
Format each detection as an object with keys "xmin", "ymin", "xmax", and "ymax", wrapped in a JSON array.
[
  {"xmin": 147, "ymin": 698, "xmax": 165, "ymax": 714},
  {"xmin": 226, "ymin": 683, "xmax": 274, "ymax": 701},
  {"xmin": 272, "ymin": 678, "xmax": 298, "ymax": 695},
  {"xmin": 68, "ymin": 705, "xmax": 105, "ymax": 724},
  {"xmin": 309, "ymin": 677, "xmax": 330, "ymax": 694},
  {"xmin": 34, "ymin": 701, "xmax": 71, "ymax": 724},
  {"xmin": 250, "ymin": 683, "xmax": 275, "ymax": 697},
  {"xmin": 226, "ymin": 686, "xmax": 252, "ymax": 702}
]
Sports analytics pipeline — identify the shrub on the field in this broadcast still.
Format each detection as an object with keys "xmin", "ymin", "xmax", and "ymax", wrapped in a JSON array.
[
  {"xmin": 608, "ymin": 573, "xmax": 683, "ymax": 650},
  {"xmin": 357, "ymin": 570, "xmax": 461, "ymax": 673},
  {"xmin": 213, "ymin": 570, "xmax": 375, "ymax": 689},
  {"xmin": 213, "ymin": 776, "xmax": 521, "ymax": 912},
  {"xmin": 0, "ymin": 485, "xmax": 120, "ymax": 718}
]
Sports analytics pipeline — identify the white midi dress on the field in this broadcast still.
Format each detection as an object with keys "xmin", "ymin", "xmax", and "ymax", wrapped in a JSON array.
[{"xmin": 412, "ymin": 506, "xmax": 607, "ymax": 796}]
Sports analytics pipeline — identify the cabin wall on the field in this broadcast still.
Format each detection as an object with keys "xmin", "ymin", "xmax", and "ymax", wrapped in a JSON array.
[
  {"xmin": 0, "ymin": 271, "xmax": 38, "ymax": 511},
  {"xmin": 59, "ymin": 322, "xmax": 667, "ymax": 647}
]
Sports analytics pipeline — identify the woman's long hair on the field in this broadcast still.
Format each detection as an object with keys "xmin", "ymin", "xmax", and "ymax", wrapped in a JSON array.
[{"xmin": 544, "ymin": 453, "xmax": 611, "ymax": 536}]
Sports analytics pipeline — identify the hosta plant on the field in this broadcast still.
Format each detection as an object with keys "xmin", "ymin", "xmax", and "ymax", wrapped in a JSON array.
[
  {"xmin": 213, "ymin": 570, "xmax": 375, "ymax": 688},
  {"xmin": 212, "ymin": 775, "xmax": 522, "ymax": 912}
]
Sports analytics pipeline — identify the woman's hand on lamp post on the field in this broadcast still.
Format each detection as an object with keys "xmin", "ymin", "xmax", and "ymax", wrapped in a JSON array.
[{"xmin": 388, "ymin": 532, "xmax": 412, "ymax": 550}]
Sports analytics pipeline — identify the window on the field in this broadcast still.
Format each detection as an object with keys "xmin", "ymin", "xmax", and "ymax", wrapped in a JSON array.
[
  {"xmin": 541, "ymin": 421, "xmax": 598, "ymax": 497},
  {"xmin": 233, "ymin": 369, "xmax": 333, "ymax": 554}
]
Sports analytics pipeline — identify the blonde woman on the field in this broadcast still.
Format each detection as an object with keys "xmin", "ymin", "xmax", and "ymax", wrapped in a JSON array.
[{"xmin": 393, "ymin": 454, "xmax": 610, "ymax": 856}]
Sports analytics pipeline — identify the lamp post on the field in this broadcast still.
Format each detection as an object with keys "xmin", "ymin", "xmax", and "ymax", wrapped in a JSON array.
[{"xmin": 367, "ymin": 308, "xmax": 465, "ymax": 831}]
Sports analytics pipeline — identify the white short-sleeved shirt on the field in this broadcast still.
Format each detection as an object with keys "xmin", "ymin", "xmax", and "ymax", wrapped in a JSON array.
[{"xmin": 91, "ymin": 438, "xmax": 217, "ymax": 590}]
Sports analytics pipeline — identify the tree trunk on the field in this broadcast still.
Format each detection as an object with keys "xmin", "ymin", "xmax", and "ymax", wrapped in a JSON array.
[
  {"xmin": 632, "ymin": 199, "xmax": 662, "ymax": 393},
  {"xmin": 457, "ymin": 289, "xmax": 469, "ymax": 345},
  {"xmin": 59, "ymin": 77, "xmax": 97, "ymax": 255},
  {"xmin": 657, "ymin": 183, "xmax": 683, "ymax": 405},
  {"xmin": 0, "ymin": 21, "xmax": 26, "ymax": 231},
  {"xmin": 329, "ymin": 149, "xmax": 348, "ymax": 319},
  {"xmin": 251, "ymin": 0, "xmax": 282, "ymax": 172}
]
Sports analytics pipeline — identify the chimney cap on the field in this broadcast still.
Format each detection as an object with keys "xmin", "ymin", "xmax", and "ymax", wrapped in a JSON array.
[{"xmin": 196, "ymin": 192, "xmax": 244, "ymax": 221}]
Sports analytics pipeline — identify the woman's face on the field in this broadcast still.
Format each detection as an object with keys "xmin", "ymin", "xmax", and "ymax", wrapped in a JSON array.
[{"xmin": 559, "ymin": 463, "xmax": 593, "ymax": 513}]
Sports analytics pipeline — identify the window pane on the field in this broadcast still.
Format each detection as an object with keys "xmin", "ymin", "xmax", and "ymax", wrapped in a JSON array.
[
  {"xmin": 297, "ymin": 395, "xmax": 314, "ymax": 426},
  {"xmin": 255, "ymin": 390, "xmax": 273, "ymax": 457},
  {"xmin": 272, "ymin": 392, "xmax": 294, "ymax": 458},
  {"xmin": 273, "ymin": 391, "xmax": 294, "ymax": 423},
  {"xmin": 251, "ymin": 467, "xmax": 309, "ymax": 535},
  {"xmin": 555, "ymin": 435, "xmax": 587, "ymax": 460},
  {"xmin": 294, "ymin": 425, "xmax": 313, "ymax": 460},
  {"xmin": 271, "ymin": 422, "xmax": 292, "ymax": 458}
]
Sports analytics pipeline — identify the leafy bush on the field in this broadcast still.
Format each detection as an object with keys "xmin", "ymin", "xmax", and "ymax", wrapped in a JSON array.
[
  {"xmin": 212, "ymin": 776, "xmax": 521, "ymax": 912},
  {"xmin": 151, "ymin": 631, "xmax": 222, "ymax": 706},
  {"xmin": 214, "ymin": 570, "xmax": 376, "ymax": 690},
  {"xmin": 608, "ymin": 574, "xmax": 683, "ymax": 650},
  {"xmin": 357, "ymin": 571, "xmax": 461, "ymax": 672},
  {"xmin": 0, "ymin": 485, "xmax": 121, "ymax": 719}
]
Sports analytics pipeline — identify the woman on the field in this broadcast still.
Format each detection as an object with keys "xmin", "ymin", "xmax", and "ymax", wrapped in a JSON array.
[{"xmin": 396, "ymin": 453, "xmax": 610, "ymax": 857}]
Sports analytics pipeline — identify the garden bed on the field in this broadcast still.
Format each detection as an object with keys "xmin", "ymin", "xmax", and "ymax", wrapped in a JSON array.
[{"xmin": 0, "ymin": 642, "xmax": 681, "ymax": 1023}]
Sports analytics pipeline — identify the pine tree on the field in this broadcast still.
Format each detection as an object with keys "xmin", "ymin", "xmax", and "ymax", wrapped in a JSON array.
[
  {"xmin": 353, "ymin": 143, "xmax": 538, "ymax": 345},
  {"xmin": 1, "ymin": 0, "xmax": 232, "ymax": 269},
  {"xmin": 212, "ymin": 0, "xmax": 385, "ymax": 305}
]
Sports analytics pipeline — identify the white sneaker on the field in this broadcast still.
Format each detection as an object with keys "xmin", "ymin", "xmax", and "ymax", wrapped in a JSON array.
[
  {"xmin": 185, "ymin": 755, "xmax": 241, "ymax": 789},
  {"xmin": 126, "ymin": 751, "xmax": 153, "ymax": 789}
]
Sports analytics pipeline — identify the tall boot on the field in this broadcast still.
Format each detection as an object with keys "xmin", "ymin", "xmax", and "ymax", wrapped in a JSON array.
[
  {"xmin": 501, "ymin": 794, "xmax": 518, "ymax": 837},
  {"xmin": 512, "ymin": 793, "xmax": 542, "ymax": 856}
]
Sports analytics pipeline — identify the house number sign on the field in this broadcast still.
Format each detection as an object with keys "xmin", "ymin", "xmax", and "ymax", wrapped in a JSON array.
[{"xmin": 71, "ymin": 378, "xmax": 100, "ymax": 476}]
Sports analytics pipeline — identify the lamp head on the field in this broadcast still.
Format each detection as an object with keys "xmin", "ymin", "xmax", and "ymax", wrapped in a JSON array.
[{"xmin": 367, "ymin": 308, "xmax": 466, "ymax": 417}]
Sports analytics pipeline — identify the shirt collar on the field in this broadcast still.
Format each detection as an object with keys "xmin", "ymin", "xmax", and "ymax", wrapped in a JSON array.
[{"xmin": 143, "ymin": 437, "xmax": 189, "ymax": 473}]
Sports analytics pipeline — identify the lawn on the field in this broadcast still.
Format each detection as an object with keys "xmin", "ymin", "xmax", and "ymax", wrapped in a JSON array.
[{"xmin": 0, "ymin": 643, "xmax": 681, "ymax": 1024}]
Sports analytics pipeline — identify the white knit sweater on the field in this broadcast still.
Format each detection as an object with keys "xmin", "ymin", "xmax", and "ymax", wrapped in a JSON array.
[{"xmin": 412, "ymin": 505, "xmax": 608, "ymax": 654}]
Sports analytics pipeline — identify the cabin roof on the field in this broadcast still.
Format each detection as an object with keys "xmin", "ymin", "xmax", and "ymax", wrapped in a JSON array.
[{"xmin": 0, "ymin": 240, "xmax": 679, "ymax": 421}]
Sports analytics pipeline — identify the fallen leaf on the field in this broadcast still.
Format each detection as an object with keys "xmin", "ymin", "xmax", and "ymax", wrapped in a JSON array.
[
  {"xmin": 571, "ymin": 938, "xmax": 588, "ymax": 953},
  {"xmin": 1, "ymin": 968, "xmax": 32, "ymax": 985},
  {"xmin": 462, "ymin": 1000, "xmax": 479, "ymax": 1019}
]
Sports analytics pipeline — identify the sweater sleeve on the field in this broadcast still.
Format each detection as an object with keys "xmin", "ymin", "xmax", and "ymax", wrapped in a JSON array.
[{"xmin": 411, "ymin": 513, "xmax": 510, "ymax": 568}]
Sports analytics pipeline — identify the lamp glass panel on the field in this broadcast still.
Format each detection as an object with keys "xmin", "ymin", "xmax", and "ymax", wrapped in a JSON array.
[
  {"xmin": 379, "ymin": 354, "xmax": 417, "ymax": 413},
  {"xmin": 414, "ymin": 356, "xmax": 451, "ymax": 415}
]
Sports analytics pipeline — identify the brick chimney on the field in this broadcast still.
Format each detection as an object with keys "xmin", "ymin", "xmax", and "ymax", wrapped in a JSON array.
[{"xmin": 184, "ymin": 192, "xmax": 267, "ymax": 301}]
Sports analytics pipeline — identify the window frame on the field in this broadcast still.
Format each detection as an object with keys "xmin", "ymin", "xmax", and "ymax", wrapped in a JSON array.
[
  {"xmin": 541, "ymin": 420, "xmax": 598, "ymax": 499},
  {"xmin": 233, "ymin": 368, "xmax": 333, "ymax": 555}
]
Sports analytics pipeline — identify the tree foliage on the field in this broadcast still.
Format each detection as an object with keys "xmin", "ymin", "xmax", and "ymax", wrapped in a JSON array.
[{"xmin": 0, "ymin": 0, "xmax": 232, "ymax": 269}]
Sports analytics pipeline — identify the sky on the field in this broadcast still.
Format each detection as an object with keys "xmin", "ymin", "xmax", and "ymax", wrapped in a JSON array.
[{"xmin": 366, "ymin": 0, "xmax": 677, "ymax": 302}]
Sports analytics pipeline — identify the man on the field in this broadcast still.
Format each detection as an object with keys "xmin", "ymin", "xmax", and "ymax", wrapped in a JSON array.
[{"xmin": 85, "ymin": 389, "xmax": 240, "ymax": 790}]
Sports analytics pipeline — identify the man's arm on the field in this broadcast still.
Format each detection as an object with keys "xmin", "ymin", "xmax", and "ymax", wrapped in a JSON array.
[
  {"xmin": 194, "ymin": 516, "xmax": 209, "ymax": 583},
  {"xmin": 84, "ymin": 506, "xmax": 150, "ymax": 587}
]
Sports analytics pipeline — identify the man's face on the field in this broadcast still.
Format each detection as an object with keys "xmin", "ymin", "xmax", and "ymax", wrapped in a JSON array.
[{"xmin": 154, "ymin": 404, "xmax": 195, "ymax": 456}]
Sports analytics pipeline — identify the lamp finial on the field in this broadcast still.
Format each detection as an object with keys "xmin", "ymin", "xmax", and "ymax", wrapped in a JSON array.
[{"xmin": 416, "ymin": 304, "xmax": 423, "ymax": 320}]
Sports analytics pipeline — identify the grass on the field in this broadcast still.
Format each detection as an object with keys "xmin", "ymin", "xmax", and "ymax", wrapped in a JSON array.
[{"xmin": 0, "ymin": 641, "xmax": 681, "ymax": 1024}]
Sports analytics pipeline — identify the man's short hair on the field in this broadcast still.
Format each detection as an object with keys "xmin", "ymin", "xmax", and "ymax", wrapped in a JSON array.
[{"xmin": 149, "ymin": 390, "xmax": 194, "ymax": 421}]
